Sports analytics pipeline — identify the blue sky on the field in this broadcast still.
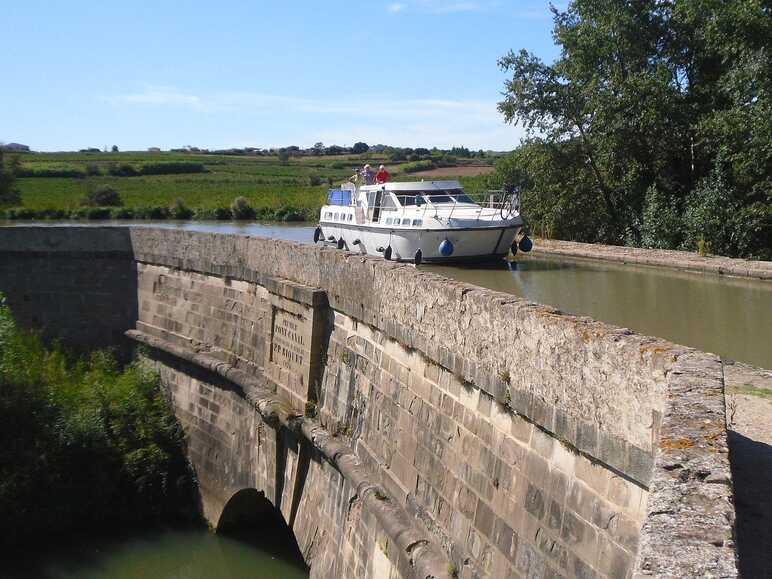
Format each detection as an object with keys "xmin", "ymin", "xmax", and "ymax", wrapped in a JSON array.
[{"xmin": 3, "ymin": 1, "xmax": 561, "ymax": 152}]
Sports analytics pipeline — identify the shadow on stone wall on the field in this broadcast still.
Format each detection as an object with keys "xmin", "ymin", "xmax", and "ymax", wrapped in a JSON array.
[
  {"xmin": 728, "ymin": 430, "xmax": 772, "ymax": 577},
  {"xmin": 0, "ymin": 227, "xmax": 138, "ymax": 358}
]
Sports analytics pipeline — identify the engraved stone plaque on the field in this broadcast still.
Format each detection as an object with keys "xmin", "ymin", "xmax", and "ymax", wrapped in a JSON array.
[
  {"xmin": 271, "ymin": 309, "xmax": 309, "ymax": 377},
  {"xmin": 264, "ymin": 288, "xmax": 325, "ymax": 411}
]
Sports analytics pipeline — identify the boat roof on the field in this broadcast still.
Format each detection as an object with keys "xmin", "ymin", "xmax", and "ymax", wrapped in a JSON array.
[{"xmin": 360, "ymin": 180, "xmax": 463, "ymax": 192}]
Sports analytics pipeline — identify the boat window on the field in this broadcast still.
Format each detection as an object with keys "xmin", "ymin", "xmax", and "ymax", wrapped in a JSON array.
[
  {"xmin": 394, "ymin": 218, "xmax": 400, "ymax": 225},
  {"xmin": 385, "ymin": 217, "xmax": 393, "ymax": 225},
  {"xmin": 394, "ymin": 194, "xmax": 426, "ymax": 207},
  {"xmin": 333, "ymin": 213, "xmax": 339, "ymax": 220},
  {"xmin": 426, "ymin": 194, "xmax": 454, "ymax": 204},
  {"xmin": 325, "ymin": 212, "xmax": 332, "ymax": 219},
  {"xmin": 382, "ymin": 194, "xmax": 398, "ymax": 211},
  {"xmin": 451, "ymin": 193, "xmax": 475, "ymax": 203},
  {"xmin": 347, "ymin": 214, "xmax": 353, "ymax": 221},
  {"xmin": 412, "ymin": 219, "xmax": 423, "ymax": 226}
]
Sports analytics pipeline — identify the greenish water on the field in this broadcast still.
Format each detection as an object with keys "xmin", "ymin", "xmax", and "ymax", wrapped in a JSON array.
[
  {"xmin": 6, "ymin": 529, "xmax": 308, "ymax": 579},
  {"xmin": 428, "ymin": 255, "xmax": 772, "ymax": 369}
]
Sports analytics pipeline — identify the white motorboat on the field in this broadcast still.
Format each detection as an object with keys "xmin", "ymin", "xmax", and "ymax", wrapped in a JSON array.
[{"xmin": 314, "ymin": 180, "xmax": 531, "ymax": 264}]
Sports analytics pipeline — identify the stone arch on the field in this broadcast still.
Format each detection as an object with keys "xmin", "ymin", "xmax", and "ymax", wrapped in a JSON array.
[{"xmin": 216, "ymin": 488, "xmax": 308, "ymax": 573}]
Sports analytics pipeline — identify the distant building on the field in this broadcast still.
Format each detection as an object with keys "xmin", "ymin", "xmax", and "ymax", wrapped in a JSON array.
[
  {"xmin": 147, "ymin": 147, "xmax": 162, "ymax": 152},
  {"xmin": 1, "ymin": 143, "xmax": 30, "ymax": 152}
]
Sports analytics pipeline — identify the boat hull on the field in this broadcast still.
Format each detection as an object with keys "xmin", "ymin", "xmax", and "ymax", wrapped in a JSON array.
[{"xmin": 319, "ymin": 221, "xmax": 523, "ymax": 262}]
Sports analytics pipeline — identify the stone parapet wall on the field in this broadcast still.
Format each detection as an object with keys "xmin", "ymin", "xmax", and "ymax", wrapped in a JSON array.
[
  {"xmin": 127, "ymin": 229, "xmax": 671, "ymax": 475},
  {"xmin": 532, "ymin": 238, "xmax": 772, "ymax": 280}
]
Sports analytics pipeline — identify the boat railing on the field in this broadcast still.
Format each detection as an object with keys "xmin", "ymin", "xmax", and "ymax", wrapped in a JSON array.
[{"xmin": 331, "ymin": 186, "xmax": 519, "ymax": 223}]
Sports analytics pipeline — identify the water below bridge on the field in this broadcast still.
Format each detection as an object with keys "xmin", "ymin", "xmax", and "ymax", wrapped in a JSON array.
[
  {"xmin": 6, "ymin": 528, "xmax": 308, "ymax": 579},
  {"xmin": 7, "ymin": 220, "xmax": 771, "ymax": 369}
]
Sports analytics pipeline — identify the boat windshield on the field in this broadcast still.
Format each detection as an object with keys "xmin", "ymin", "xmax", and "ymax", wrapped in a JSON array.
[
  {"xmin": 425, "ymin": 193, "xmax": 455, "ymax": 204},
  {"xmin": 450, "ymin": 193, "xmax": 476, "ymax": 203},
  {"xmin": 392, "ymin": 190, "xmax": 474, "ymax": 206},
  {"xmin": 394, "ymin": 194, "xmax": 427, "ymax": 206}
]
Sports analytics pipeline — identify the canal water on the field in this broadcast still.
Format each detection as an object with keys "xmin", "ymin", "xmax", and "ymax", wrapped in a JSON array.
[{"xmin": 6, "ymin": 528, "xmax": 309, "ymax": 579}]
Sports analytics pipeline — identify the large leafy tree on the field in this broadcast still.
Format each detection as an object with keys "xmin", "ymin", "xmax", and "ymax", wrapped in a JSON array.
[{"xmin": 496, "ymin": 0, "xmax": 771, "ymax": 258}]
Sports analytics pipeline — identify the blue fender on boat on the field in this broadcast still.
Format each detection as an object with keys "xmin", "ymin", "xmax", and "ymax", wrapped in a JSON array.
[{"xmin": 439, "ymin": 239, "xmax": 454, "ymax": 257}]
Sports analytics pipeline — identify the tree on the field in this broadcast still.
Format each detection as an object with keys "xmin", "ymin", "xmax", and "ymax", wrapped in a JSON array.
[
  {"xmin": 111, "ymin": 145, "xmax": 119, "ymax": 152},
  {"xmin": 312, "ymin": 142, "xmax": 325, "ymax": 155},
  {"xmin": 81, "ymin": 185, "xmax": 123, "ymax": 207},
  {"xmin": 0, "ymin": 150, "xmax": 21, "ymax": 207},
  {"xmin": 352, "ymin": 142, "xmax": 369, "ymax": 154},
  {"xmin": 278, "ymin": 149, "xmax": 290, "ymax": 164},
  {"xmin": 496, "ymin": 0, "xmax": 771, "ymax": 258}
]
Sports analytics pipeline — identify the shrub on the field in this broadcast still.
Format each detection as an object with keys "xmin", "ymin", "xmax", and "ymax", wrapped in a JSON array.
[
  {"xmin": 15, "ymin": 168, "xmax": 86, "ymax": 178},
  {"xmin": 274, "ymin": 206, "xmax": 304, "ymax": 222},
  {"xmin": 37, "ymin": 208, "xmax": 68, "ymax": 220},
  {"xmin": 85, "ymin": 207, "xmax": 112, "ymax": 220},
  {"xmin": 169, "ymin": 198, "xmax": 193, "ymax": 220},
  {"xmin": 145, "ymin": 206, "xmax": 170, "ymax": 219},
  {"xmin": 107, "ymin": 162, "xmax": 139, "ymax": 177},
  {"xmin": 402, "ymin": 160, "xmax": 436, "ymax": 173},
  {"xmin": 69, "ymin": 208, "xmax": 90, "ymax": 220},
  {"xmin": 308, "ymin": 174, "xmax": 322, "ymax": 186},
  {"xmin": 638, "ymin": 185, "xmax": 684, "ymax": 250},
  {"xmin": 4, "ymin": 208, "xmax": 34, "ymax": 219},
  {"xmin": 110, "ymin": 207, "xmax": 135, "ymax": 219},
  {"xmin": 0, "ymin": 296, "xmax": 199, "ymax": 550},
  {"xmin": 0, "ymin": 150, "xmax": 21, "ymax": 207},
  {"xmin": 230, "ymin": 196, "xmax": 256, "ymax": 220},
  {"xmin": 85, "ymin": 163, "xmax": 102, "ymax": 176},
  {"xmin": 213, "ymin": 207, "xmax": 232, "ymax": 220},
  {"xmin": 140, "ymin": 162, "xmax": 206, "ymax": 175},
  {"xmin": 80, "ymin": 185, "xmax": 123, "ymax": 207}
]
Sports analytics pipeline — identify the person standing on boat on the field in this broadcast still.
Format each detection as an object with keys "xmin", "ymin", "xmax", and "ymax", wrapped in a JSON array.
[
  {"xmin": 361, "ymin": 164, "xmax": 375, "ymax": 185},
  {"xmin": 376, "ymin": 164, "xmax": 390, "ymax": 184}
]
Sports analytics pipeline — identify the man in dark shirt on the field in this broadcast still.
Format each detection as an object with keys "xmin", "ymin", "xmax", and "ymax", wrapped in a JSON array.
[{"xmin": 362, "ymin": 164, "xmax": 375, "ymax": 185}]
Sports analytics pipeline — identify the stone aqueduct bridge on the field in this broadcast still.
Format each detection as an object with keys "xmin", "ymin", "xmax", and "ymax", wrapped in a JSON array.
[{"xmin": 0, "ymin": 227, "xmax": 737, "ymax": 578}]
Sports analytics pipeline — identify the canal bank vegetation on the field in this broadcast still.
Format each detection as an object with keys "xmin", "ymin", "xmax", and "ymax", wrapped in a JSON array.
[
  {"xmin": 0, "ymin": 296, "xmax": 200, "ymax": 551},
  {"xmin": 0, "ymin": 148, "xmax": 494, "ymax": 223},
  {"xmin": 492, "ymin": 0, "xmax": 771, "ymax": 260}
]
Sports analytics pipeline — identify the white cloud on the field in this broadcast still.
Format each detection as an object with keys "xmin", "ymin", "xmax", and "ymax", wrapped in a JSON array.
[
  {"xmin": 384, "ymin": 0, "xmax": 494, "ymax": 15},
  {"xmin": 104, "ymin": 86, "xmax": 525, "ymax": 150},
  {"xmin": 111, "ymin": 86, "xmax": 203, "ymax": 108},
  {"xmin": 428, "ymin": 2, "xmax": 482, "ymax": 14}
]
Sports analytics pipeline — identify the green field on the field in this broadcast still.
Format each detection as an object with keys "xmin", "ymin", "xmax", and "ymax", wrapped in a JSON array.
[{"xmin": 4, "ymin": 151, "xmax": 493, "ymax": 221}]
